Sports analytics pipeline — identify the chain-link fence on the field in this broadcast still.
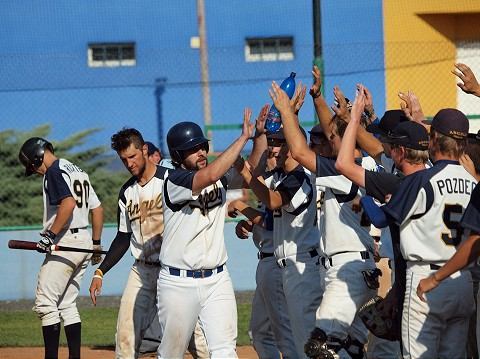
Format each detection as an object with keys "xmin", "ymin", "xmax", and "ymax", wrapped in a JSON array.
[{"xmin": 1, "ymin": 1, "xmax": 479, "ymax": 229}]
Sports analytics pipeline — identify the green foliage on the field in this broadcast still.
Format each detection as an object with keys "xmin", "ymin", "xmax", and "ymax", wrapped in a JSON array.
[
  {"xmin": 0, "ymin": 302, "xmax": 252, "ymax": 347},
  {"xmin": 0, "ymin": 124, "xmax": 129, "ymax": 227}
]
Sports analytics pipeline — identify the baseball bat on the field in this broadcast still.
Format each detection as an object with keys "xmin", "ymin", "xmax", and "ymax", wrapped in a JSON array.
[{"xmin": 8, "ymin": 240, "xmax": 108, "ymax": 254}]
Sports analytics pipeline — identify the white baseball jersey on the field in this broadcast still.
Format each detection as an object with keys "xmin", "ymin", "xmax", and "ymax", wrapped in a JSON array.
[
  {"xmin": 461, "ymin": 184, "xmax": 480, "ymax": 233},
  {"xmin": 315, "ymin": 155, "xmax": 374, "ymax": 256},
  {"xmin": 117, "ymin": 165, "xmax": 168, "ymax": 262},
  {"xmin": 161, "ymin": 167, "xmax": 237, "ymax": 269},
  {"xmin": 384, "ymin": 160, "xmax": 477, "ymax": 262},
  {"xmin": 43, "ymin": 158, "xmax": 101, "ymax": 231},
  {"xmin": 264, "ymin": 165, "xmax": 319, "ymax": 259}
]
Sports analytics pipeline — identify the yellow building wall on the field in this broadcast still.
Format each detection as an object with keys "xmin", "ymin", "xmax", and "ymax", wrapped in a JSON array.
[{"xmin": 383, "ymin": 0, "xmax": 480, "ymax": 116}]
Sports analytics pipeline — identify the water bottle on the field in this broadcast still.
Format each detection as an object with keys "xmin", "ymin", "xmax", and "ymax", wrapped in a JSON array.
[{"xmin": 265, "ymin": 72, "xmax": 296, "ymax": 132}]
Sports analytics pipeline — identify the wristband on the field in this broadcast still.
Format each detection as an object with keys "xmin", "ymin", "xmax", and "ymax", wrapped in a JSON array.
[
  {"xmin": 93, "ymin": 275, "xmax": 103, "ymax": 280},
  {"xmin": 94, "ymin": 268, "xmax": 104, "ymax": 278},
  {"xmin": 311, "ymin": 90, "xmax": 322, "ymax": 99},
  {"xmin": 93, "ymin": 239, "xmax": 101, "ymax": 245},
  {"xmin": 45, "ymin": 230, "xmax": 57, "ymax": 240}
]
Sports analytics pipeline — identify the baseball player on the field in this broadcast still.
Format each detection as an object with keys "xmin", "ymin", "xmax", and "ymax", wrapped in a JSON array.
[
  {"xmin": 270, "ymin": 82, "xmax": 378, "ymax": 358},
  {"xmin": 379, "ymin": 108, "xmax": 477, "ymax": 358},
  {"xmin": 158, "ymin": 112, "xmax": 253, "ymax": 358},
  {"xmin": 18, "ymin": 137, "xmax": 104, "ymax": 359},
  {"xmin": 228, "ymin": 134, "xmax": 297, "ymax": 359},
  {"xmin": 89, "ymin": 128, "xmax": 208, "ymax": 359},
  {"xmin": 237, "ymin": 123, "xmax": 323, "ymax": 359}
]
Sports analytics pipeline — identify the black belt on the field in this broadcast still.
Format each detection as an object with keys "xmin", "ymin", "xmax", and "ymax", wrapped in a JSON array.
[
  {"xmin": 70, "ymin": 227, "xmax": 87, "ymax": 234},
  {"xmin": 168, "ymin": 264, "xmax": 224, "ymax": 278},
  {"xmin": 430, "ymin": 263, "xmax": 441, "ymax": 270},
  {"xmin": 278, "ymin": 248, "xmax": 319, "ymax": 268},
  {"xmin": 135, "ymin": 259, "xmax": 161, "ymax": 267},
  {"xmin": 258, "ymin": 252, "xmax": 274, "ymax": 260},
  {"xmin": 321, "ymin": 251, "xmax": 370, "ymax": 267}
]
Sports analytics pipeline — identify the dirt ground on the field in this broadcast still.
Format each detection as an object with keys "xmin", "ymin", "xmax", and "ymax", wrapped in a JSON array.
[{"xmin": 0, "ymin": 345, "xmax": 258, "ymax": 359}]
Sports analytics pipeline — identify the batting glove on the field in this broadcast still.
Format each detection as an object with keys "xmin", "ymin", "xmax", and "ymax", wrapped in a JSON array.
[
  {"xmin": 37, "ymin": 230, "xmax": 56, "ymax": 253},
  {"xmin": 91, "ymin": 245, "xmax": 103, "ymax": 265}
]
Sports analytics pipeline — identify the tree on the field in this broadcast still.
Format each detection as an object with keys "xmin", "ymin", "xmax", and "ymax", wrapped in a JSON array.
[{"xmin": 0, "ymin": 125, "xmax": 129, "ymax": 227}]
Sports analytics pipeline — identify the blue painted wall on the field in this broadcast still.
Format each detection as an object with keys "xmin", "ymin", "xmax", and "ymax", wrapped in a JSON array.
[
  {"xmin": 321, "ymin": 0, "xmax": 385, "ymax": 115},
  {"xmin": 0, "ymin": 1, "xmax": 314, "ymax": 153}
]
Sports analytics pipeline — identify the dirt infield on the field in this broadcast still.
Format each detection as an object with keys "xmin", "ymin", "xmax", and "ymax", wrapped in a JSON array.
[{"xmin": 0, "ymin": 346, "xmax": 258, "ymax": 359}]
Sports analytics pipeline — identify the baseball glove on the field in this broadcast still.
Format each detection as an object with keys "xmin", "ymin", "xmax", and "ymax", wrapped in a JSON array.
[{"xmin": 358, "ymin": 295, "xmax": 401, "ymax": 341}]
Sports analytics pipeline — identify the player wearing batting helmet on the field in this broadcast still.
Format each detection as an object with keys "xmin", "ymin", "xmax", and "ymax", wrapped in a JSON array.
[
  {"xmin": 19, "ymin": 137, "xmax": 104, "ymax": 359},
  {"xmin": 158, "ymin": 112, "xmax": 253, "ymax": 358}
]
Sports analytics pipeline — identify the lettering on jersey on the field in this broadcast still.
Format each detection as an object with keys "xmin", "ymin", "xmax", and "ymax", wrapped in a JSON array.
[
  {"xmin": 189, "ymin": 183, "xmax": 223, "ymax": 215},
  {"xmin": 436, "ymin": 178, "xmax": 475, "ymax": 196},
  {"xmin": 63, "ymin": 163, "xmax": 84, "ymax": 174},
  {"xmin": 127, "ymin": 193, "xmax": 163, "ymax": 223}
]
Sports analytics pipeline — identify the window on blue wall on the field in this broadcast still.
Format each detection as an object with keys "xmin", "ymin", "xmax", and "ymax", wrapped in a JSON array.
[
  {"xmin": 245, "ymin": 37, "xmax": 294, "ymax": 62},
  {"xmin": 88, "ymin": 43, "xmax": 136, "ymax": 68}
]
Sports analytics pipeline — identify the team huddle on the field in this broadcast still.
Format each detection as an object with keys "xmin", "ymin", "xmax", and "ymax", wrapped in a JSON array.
[{"xmin": 17, "ymin": 62, "xmax": 480, "ymax": 359}]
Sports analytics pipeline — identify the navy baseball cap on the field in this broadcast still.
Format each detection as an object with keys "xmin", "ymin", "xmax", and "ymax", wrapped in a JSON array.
[
  {"xmin": 367, "ymin": 110, "xmax": 409, "ymax": 137},
  {"xmin": 308, "ymin": 124, "xmax": 327, "ymax": 144},
  {"xmin": 267, "ymin": 126, "xmax": 307, "ymax": 144},
  {"xmin": 382, "ymin": 121, "xmax": 429, "ymax": 150},
  {"xmin": 145, "ymin": 141, "xmax": 160, "ymax": 156},
  {"xmin": 431, "ymin": 108, "xmax": 469, "ymax": 140}
]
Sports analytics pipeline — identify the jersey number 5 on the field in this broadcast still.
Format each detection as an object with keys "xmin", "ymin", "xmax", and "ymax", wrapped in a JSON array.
[
  {"xmin": 73, "ymin": 179, "xmax": 90, "ymax": 208},
  {"xmin": 441, "ymin": 204, "xmax": 464, "ymax": 246}
]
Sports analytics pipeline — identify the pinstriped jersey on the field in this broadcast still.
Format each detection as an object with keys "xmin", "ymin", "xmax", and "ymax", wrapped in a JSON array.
[
  {"xmin": 315, "ymin": 155, "xmax": 374, "ymax": 256},
  {"xmin": 384, "ymin": 160, "xmax": 477, "ymax": 262},
  {"xmin": 161, "ymin": 167, "xmax": 238, "ymax": 269},
  {"xmin": 43, "ymin": 158, "xmax": 101, "ymax": 231},
  {"xmin": 117, "ymin": 165, "xmax": 168, "ymax": 262},
  {"xmin": 264, "ymin": 165, "xmax": 319, "ymax": 259}
]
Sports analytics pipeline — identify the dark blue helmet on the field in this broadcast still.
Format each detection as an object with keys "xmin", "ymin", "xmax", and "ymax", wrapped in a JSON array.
[
  {"xmin": 18, "ymin": 137, "xmax": 54, "ymax": 176},
  {"xmin": 167, "ymin": 122, "xmax": 209, "ymax": 165}
]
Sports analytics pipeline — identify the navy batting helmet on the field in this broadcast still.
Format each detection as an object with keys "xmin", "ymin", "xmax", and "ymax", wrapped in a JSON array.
[
  {"xmin": 18, "ymin": 137, "xmax": 54, "ymax": 176},
  {"xmin": 167, "ymin": 122, "xmax": 209, "ymax": 165}
]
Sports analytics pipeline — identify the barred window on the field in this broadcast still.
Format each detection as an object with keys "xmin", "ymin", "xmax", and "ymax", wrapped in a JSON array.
[
  {"xmin": 88, "ymin": 43, "xmax": 136, "ymax": 68},
  {"xmin": 245, "ymin": 37, "xmax": 294, "ymax": 62}
]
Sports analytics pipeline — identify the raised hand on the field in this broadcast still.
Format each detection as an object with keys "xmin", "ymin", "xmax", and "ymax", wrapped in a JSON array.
[
  {"xmin": 269, "ymin": 81, "xmax": 293, "ymax": 116},
  {"xmin": 452, "ymin": 63, "xmax": 480, "ymax": 97},
  {"xmin": 255, "ymin": 104, "xmax": 270, "ymax": 136},
  {"xmin": 398, "ymin": 90, "xmax": 425, "ymax": 123},
  {"xmin": 241, "ymin": 107, "xmax": 255, "ymax": 140},
  {"xmin": 332, "ymin": 86, "xmax": 350, "ymax": 122},
  {"xmin": 291, "ymin": 82, "xmax": 307, "ymax": 114},
  {"xmin": 309, "ymin": 65, "xmax": 322, "ymax": 98},
  {"xmin": 363, "ymin": 85, "xmax": 376, "ymax": 121},
  {"xmin": 351, "ymin": 84, "xmax": 366, "ymax": 123}
]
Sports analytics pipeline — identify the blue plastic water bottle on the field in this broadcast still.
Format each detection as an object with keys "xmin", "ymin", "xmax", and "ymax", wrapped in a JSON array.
[{"xmin": 265, "ymin": 72, "xmax": 296, "ymax": 132}]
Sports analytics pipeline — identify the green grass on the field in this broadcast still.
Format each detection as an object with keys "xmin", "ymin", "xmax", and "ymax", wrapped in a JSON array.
[{"xmin": 0, "ymin": 304, "xmax": 252, "ymax": 347}]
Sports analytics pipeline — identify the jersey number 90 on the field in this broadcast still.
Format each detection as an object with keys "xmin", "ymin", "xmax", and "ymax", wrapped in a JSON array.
[
  {"xmin": 73, "ymin": 179, "xmax": 90, "ymax": 208},
  {"xmin": 441, "ymin": 204, "xmax": 464, "ymax": 247}
]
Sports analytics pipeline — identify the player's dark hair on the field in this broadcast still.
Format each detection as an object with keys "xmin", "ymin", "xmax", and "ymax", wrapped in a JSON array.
[
  {"xmin": 466, "ymin": 139, "xmax": 480, "ymax": 175},
  {"xmin": 111, "ymin": 128, "xmax": 145, "ymax": 152},
  {"xmin": 430, "ymin": 128, "xmax": 467, "ymax": 159}
]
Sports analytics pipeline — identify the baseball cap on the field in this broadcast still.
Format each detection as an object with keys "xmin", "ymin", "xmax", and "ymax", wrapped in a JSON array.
[
  {"xmin": 266, "ymin": 126, "xmax": 307, "ymax": 145},
  {"xmin": 308, "ymin": 124, "xmax": 327, "ymax": 144},
  {"xmin": 382, "ymin": 122, "xmax": 429, "ymax": 150},
  {"xmin": 431, "ymin": 108, "xmax": 469, "ymax": 140},
  {"xmin": 367, "ymin": 110, "xmax": 408, "ymax": 137},
  {"xmin": 145, "ymin": 141, "xmax": 161, "ymax": 156}
]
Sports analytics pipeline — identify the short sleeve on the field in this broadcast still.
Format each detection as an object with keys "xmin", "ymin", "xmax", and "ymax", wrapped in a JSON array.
[
  {"xmin": 461, "ymin": 185, "xmax": 480, "ymax": 233},
  {"xmin": 45, "ymin": 165, "xmax": 72, "ymax": 205},
  {"xmin": 276, "ymin": 169, "xmax": 313, "ymax": 213},
  {"xmin": 224, "ymin": 167, "xmax": 244, "ymax": 190},
  {"xmin": 165, "ymin": 168, "xmax": 197, "ymax": 205},
  {"xmin": 117, "ymin": 186, "xmax": 132, "ymax": 233},
  {"xmin": 88, "ymin": 184, "xmax": 101, "ymax": 210},
  {"xmin": 315, "ymin": 155, "xmax": 355, "ymax": 194},
  {"xmin": 383, "ymin": 172, "xmax": 433, "ymax": 226},
  {"xmin": 365, "ymin": 171, "xmax": 403, "ymax": 203}
]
